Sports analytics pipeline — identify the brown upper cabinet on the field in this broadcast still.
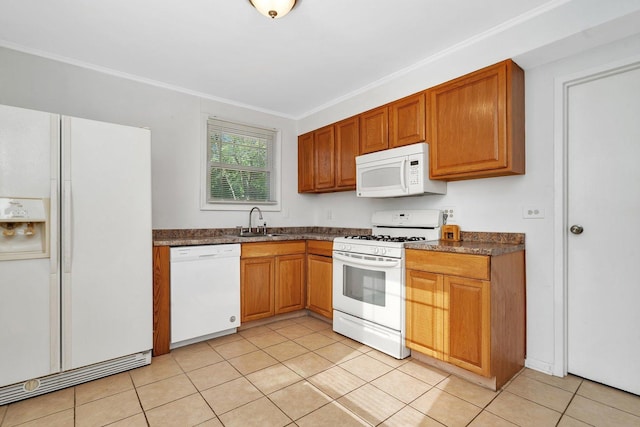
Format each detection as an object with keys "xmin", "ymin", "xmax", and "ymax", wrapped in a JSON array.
[
  {"xmin": 359, "ymin": 106, "xmax": 388, "ymax": 154},
  {"xmin": 298, "ymin": 115, "xmax": 359, "ymax": 193},
  {"xmin": 299, "ymin": 58, "xmax": 525, "ymax": 192},
  {"xmin": 314, "ymin": 125, "xmax": 335, "ymax": 190},
  {"xmin": 389, "ymin": 92, "xmax": 426, "ymax": 149},
  {"xmin": 427, "ymin": 59, "xmax": 525, "ymax": 180},
  {"xmin": 334, "ymin": 116, "xmax": 359, "ymax": 188},
  {"xmin": 297, "ymin": 132, "xmax": 314, "ymax": 192},
  {"xmin": 359, "ymin": 93, "xmax": 427, "ymax": 155}
]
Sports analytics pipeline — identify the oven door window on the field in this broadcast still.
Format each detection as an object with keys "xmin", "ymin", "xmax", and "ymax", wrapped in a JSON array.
[{"xmin": 343, "ymin": 265, "xmax": 386, "ymax": 307}]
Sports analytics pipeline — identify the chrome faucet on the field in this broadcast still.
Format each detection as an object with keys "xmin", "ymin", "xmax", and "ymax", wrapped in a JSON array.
[{"xmin": 249, "ymin": 207, "xmax": 263, "ymax": 233}]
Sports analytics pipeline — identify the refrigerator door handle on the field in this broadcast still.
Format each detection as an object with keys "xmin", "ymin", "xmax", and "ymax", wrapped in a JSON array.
[
  {"xmin": 50, "ymin": 180, "xmax": 58, "ymax": 274},
  {"xmin": 63, "ymin": 181, "xmax": 72, "ymax": 273}
]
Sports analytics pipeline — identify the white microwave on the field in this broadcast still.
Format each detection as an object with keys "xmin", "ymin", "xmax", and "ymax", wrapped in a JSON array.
[{"xmin": 356, "ymin": 143, "xmax": 446, "ymax": 198}]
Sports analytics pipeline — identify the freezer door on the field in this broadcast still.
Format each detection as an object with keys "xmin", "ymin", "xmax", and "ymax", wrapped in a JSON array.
[
  {"xmin": 61, "ymin": 116, "xmax": 152, "ymax": 371},
  {"xmin": 0, "ymin": 104, "xmax": 60, "ymax": 387}
]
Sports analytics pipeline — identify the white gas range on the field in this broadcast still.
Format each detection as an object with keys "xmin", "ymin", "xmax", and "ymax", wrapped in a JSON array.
[{"xmin": 332, "ymin": 209, "xmax": 442, "ymax": 359}]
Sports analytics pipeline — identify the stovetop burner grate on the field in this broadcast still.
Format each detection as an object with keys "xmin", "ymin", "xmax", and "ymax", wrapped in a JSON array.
[{"xmin": 344, "ymin": 235, "xmax": 427, "ymax": 243}]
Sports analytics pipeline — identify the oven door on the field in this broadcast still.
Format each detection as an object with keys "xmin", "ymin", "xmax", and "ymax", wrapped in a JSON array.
[{"xmin": 332, "ymin": 250, "xmax": 404, "ymax": 331}]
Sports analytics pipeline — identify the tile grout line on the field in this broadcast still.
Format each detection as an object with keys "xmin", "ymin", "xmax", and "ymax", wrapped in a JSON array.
[
  {"xmin": 485, "ymin": 368, "xmax": 599, "ymax": 425},
  {"xmin": 149, "ymin": 343, "xmax": 221, "ymax": 425},
  {"xmin": 207, "ymin": 331, "xmax": 322, "ymax": 424},
  {"xmin": 213, "ymin": 325, "xmax": 382, "ymax": 425},
  {"xmin": 568, "ymin": 391, "xmax": 640, "ymax": 420},
  {"xmin": 556, "ymin": 375, "xmax": 585, "ymax": 427},
  {"xmin": 12, "ymin": 314, "xmax": 640, "ymax": 427},
  {"xmin": 185, "ymin": 343, "xmax": 239, "ymax": 425},
  {"xmin": 466, "ymin": 369, "xmax": 520, "ymax": 426},
  {"xmin": 213, "ymin": 320, "xmax": 338, "ymax": 424},
  {"xmin": 73, "ymin": 384, "xmax": 77, "ymax": 427},
  {"xmin": 162, "ymin": 337, "xmax": 612, "ymax": 427}
]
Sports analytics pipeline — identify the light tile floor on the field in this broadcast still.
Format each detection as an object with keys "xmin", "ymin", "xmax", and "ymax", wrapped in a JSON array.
[{"xmin": 1, "ymin": 315, "xmax": 639, "ymax": 426}]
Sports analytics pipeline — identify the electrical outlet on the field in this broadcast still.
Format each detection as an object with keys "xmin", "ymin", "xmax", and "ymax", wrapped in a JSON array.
[
  {"xmin": 523, "ymin": 206, "xmax": 545, "ymax": 219},
  {"xmin": 442, "ymin": 207, "xmax": 459, "ymax": 224},
  {"xmin": 326, "ymin": 209, "xmax": 333, "ymax": 220}
]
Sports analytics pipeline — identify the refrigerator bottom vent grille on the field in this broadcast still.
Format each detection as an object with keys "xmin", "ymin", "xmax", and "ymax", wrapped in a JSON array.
[{"xmin": 0, "ymin": 350, "xmax": 151, "ymax": 406}]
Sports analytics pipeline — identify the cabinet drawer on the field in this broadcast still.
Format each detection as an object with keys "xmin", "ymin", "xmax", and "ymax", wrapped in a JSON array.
[
  {"xmin": 307, "ymin": 240, "xmax": 333, "ymax": 257},
  {"xmin": 406, "ymin": 250, "xmax": 490, "ymax": 280},
  {"xmin": 241, "ymin": 241, "xmax": 306, "ymax": 258}
]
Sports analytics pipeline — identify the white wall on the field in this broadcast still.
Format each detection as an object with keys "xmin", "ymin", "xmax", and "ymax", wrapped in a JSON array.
[{"xmin": 0, "ymin": 46, "xmax": 315, "ymax": 229}]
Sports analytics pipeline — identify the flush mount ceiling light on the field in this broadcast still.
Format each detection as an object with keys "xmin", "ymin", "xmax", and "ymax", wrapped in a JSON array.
[{"xmin": 249, "ymin": 0, "xmax": 297, "ymax": 19}]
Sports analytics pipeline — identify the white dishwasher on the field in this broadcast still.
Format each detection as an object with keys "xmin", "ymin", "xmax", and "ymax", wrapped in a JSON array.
[{"xmin": 170, "ymin": 244, "xmax": 241, "ymax": 348}]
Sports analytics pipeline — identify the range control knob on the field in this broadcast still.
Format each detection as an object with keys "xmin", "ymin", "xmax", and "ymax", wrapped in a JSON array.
[{"xmin": 379, "ymin": 247, "xmax": 387, "ymax": 255}]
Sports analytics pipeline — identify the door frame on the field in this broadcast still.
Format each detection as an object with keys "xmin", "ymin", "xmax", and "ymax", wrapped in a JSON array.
[{"xmin": 552, "ymin": 55, "xmax": 640, "ymax": 377}]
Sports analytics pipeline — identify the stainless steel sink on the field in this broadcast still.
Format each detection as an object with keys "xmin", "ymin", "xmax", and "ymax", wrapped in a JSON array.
[{"xmin": 228, "ymin": 233, "xmax": 284, "ymax": 238}]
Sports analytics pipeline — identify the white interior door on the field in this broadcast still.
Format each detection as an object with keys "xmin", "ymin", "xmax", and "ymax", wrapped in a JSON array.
[
  {"xmin": 567, "ymin": 62, "xmax": 640, "ymax": 395},
  {"xmin": 62, "ymin": 116, "xmax": 152, "ymax": 370}
]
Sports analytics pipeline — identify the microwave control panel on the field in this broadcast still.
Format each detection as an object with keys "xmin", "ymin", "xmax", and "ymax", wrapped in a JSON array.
[{"xmin": 409, "ymin": 159, "xmax": 421, "ymax": 185}]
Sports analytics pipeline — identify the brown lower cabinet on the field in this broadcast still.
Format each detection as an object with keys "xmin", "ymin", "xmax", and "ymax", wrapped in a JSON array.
[
  {"xmin": 241, "ymin": 241, "xmax": 306, "ymax": 323},
  {"xmin": 240, "ymin": 257, "xmax": 275, "ymax": 322},
  {"xmin": 306, "ymin": 240, "xmax": 333, "ymax": 319},
  {"xmin": 405, "ymin": 249, "xmax": 525, "ymax": 390}
]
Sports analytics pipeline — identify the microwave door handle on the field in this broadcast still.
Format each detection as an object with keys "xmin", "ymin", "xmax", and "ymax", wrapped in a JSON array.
[
  {"xmin": 400, "ymin": 159, "xmax": 408, "ymax": 192},
  {"xmin": 333, "ymin": 253, "xmax": 400, "ymax": 269}
]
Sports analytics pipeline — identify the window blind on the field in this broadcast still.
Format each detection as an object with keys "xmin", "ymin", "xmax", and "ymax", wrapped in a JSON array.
[{"xmin": 207, "ymin": 118, "xmax": 277, "ymax": 204}]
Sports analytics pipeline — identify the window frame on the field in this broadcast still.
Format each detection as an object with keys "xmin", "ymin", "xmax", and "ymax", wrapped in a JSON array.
[{"xmin": 200, "ymin": 115, "xmax": 281, "ymax": 211}]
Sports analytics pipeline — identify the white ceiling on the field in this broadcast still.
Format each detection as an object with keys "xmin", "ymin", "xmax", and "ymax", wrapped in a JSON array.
[{"xmin": 0, "ymin": 0, "xmax": 639, "ymax": 118}]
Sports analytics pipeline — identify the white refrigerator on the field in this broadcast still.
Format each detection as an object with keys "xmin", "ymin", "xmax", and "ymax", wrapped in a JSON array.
[{"xmin": 0, "ymin": 104, "xmax": 152, "ymax": 404}]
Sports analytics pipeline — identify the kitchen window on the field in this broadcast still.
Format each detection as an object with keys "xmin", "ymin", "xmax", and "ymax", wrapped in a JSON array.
[{"xmin": 202, "ymin": 117, "xmax": 279, "ymax": 209}]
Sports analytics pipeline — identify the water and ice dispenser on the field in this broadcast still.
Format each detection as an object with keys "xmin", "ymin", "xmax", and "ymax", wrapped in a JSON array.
[{"xmin": 0, "ymin": 198, "xmax": 49, "ymax": 260}]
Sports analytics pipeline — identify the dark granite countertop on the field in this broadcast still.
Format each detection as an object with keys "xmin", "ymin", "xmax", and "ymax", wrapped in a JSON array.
[
  {"xmin": 154, "ymin": 228, "xmax": 524, "ymax": 256},
  {"xmin": 152, "ymin": 227, "xmax": 369, "ymax": 247},
  {"xmin": 405, "ymin": 231, "xmax": 525, "ymax": 256}
]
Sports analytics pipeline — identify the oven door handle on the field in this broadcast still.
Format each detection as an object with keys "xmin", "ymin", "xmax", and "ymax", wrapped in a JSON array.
[{"xmin": 333, "ymin": 253, "xmax": 401, "ymax": 269}]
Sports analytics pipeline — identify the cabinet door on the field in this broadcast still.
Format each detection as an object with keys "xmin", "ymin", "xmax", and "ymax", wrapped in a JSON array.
[
  {"xmin": 307, "ymin": 254, "xmax": 333, "ymax": 319},
  {"xmin": 298, "ymin": 132, "xmax": 315, "ymax": 193},
  {"xmin": 443, "ymin": 276, "xmax": 490, "ymax": 377},
  {"xmin": 389, "ymin": 92, "xmax": 425, "ymax": 148},
  {"xmin": 241, "ymin": 257, "xmax": 275, "ymax": 322},
  {"xmin": 359, "ymin": 106, "xmax": 388, "ymax": 154},
  {"xmin": 275, "ymin": 254, "xmax": 306, "ymax": 314},
  {"xmin": 335, "ymin": 116, "xmax": 359, "ymax": 189},
  {"xmin": 314, "ymin": 125, "xmax": 335, "ymax": 190},
  {"xmin": 427, "ymin": 59, "xmax": 524, "ymax": 180},
  {"xmin": 406, "ymin": 270, "xmax": 445, "ymax": 359}
]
